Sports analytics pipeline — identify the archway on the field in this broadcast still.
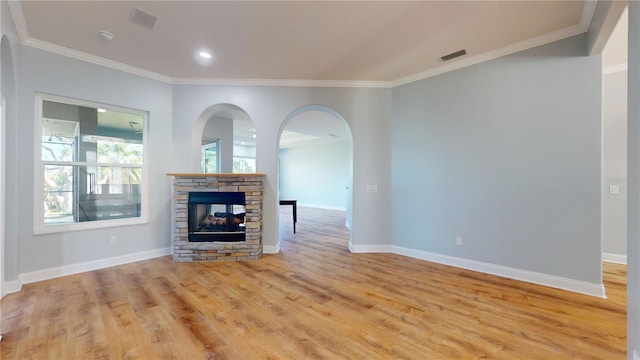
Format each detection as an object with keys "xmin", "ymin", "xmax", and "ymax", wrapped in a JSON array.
[
  {"xmin": 1, "ymin": 34, "xmax": 17, "ymax": 300},
  {"xmin": 277, "ymin": 105, "xmax": 353, "ymax": 247},
  {"xmin": 192, "ymin": 104, "xmax": 256, "ymax": 174}
]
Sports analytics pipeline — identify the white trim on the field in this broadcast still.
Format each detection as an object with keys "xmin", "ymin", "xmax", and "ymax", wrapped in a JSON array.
[
  {"xmin": 603, "ymin": 252, "xmax": 627, "ymax": 264},
  {"xmin": 633, "ymin": 350, "xmax": 640, "ymax": 360},
  {"xmin": 18, "ymin": 247, "xmax": 170, "ymax": 286},
  {"xmin": 581, "ymin": 0, "xmax": 599, "ymax": 32},
  {"xmin": 348, "ymin": 243, "xmax": 607, "ymax": 298},
  {"xmin": 391, "ymin": 246, "xmax": 606, "ymax": 298},
  {"xmin": 392, "ymin": 23, "xmax": 587, "ymax": 87},
  {"xmin": 4, "ymin": 280, "xmax": 21, "ymax": 295},
  {"xmin": 19, "ymin": 38, "xmax": 391, "ymax": 88},
  {"xmin": 0, "ymin": 98, "xmax": 5, "ymax": 299},
  {"xmin": 23, "ymin": 38, "xmax": 173, "ymax": 84},
  {"xmin": 172, "ymin": 77, "xmax": 391, "ymax": 88},
  {"xmin": 349, "ymin": 244, "xmax": 392, "ymax": 253},
  {"xmin": 8, "ymin": 3, "xmax": 593, "ymax": 90},
  {"xmin": 6, "ymin": 1, "xmax": 28, "ymax": 43},
  {"xmin": 604, "ymin": 63, "xmax": 628, "ymax": 74},
  {"xmin": 33, "ymin": 93, "xmax": 150, "ymax": 234},
  {"xmin": 263, "ymin": 244, "xmax": 280, "ymax": 254},
  {"xmin": 345, "ymin": 220, "xmax": 351, "ymax": 230}
]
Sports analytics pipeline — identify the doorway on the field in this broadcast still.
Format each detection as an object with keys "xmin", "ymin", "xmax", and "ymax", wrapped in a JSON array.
[{"xmin": 277, "ymin": 105, "xmax": 353, "ymax": 247}]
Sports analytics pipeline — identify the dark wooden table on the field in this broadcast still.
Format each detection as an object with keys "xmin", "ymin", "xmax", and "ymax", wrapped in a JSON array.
[{"xmin": 279, "ymin": 199, "xmax": 297, "ymax": 233}]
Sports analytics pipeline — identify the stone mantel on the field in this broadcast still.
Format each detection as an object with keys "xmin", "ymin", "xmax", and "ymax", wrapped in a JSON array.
[{"xmin": 168, "ymin": 173, "xmax": 265, "ymax": 262}]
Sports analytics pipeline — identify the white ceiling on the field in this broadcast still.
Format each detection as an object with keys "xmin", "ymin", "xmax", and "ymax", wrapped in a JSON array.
[
  {"xmin": 280, "ymin": 110, "xmax": 349, "ymax": 149},
  {"xmin": 11, "ymin": 1, "xmax": 603, "ymax": 148},
  {"xmin": 10, "ymin": 1, "xmax": 594, "ymax": 85}
]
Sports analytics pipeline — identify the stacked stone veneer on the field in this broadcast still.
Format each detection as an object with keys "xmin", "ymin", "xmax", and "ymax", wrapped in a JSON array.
[{"xmin": 170, "ymin": 174, "xmax": 265, "ymax": 262}]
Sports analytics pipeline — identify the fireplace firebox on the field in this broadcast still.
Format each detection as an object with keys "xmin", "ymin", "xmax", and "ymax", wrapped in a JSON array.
[{"xmin": 188, "ymin": 192, "xmax": 246, "ymax": 242}]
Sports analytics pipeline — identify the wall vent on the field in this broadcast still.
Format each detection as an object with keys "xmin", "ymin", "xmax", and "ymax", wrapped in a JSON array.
[
  {"xmin": 130, "ymin": 6, "xmax": 159, "ymax": 30},
  {"xmin": 440, "ymin": 49, "xmax": 467, "ymax": 62}
]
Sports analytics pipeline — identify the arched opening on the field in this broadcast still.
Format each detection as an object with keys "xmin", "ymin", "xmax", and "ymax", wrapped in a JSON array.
[
  {"xmin": 192, "ymin": 103, "xmax": 256, "ymax": 174},
  {"xmin": 277, "ymin": 105, "xmax": 353, "ymax": 249},
  {"xmin": 0, "ymin": 34, "xmax": 17, "ymax": 300}
]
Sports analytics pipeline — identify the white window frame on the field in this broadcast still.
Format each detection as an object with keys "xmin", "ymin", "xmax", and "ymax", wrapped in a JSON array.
[
  {"xmin": 201, "ymin": 138, "xmax": 220, "ymax": 173},
  {"xmin": 34, "ymin": 93, "xmax": 149, "ymax": 234}
]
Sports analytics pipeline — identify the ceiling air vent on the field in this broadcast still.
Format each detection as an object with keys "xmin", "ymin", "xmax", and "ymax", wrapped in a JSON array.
[
  {"xmin": 130, "ymin": 6, "xmax": 159, "ymax": 30},
  {"xmin": 440, "ymin": 49, "xmax": 467, "ymax": 62}
]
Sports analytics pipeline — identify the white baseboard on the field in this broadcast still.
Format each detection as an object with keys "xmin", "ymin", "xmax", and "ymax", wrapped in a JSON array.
[
  {"xmin": 4, "ymin": 279, "xmax": 22, "ymax": 295},
  {"xmin": 349, "ymin": 244, "xmax": 392, "ymax": 253},
  {"xmin": 10, "ymin": 248, "xmax": 171, "ymax": 293},
  {"xmin": 391, "ymin": 246, "xmax": 606, "ymax": 298},
  {"xmin": 263, "ymin": 244, "xmax": 281, "ymax": 254},
  {"xmin": 603, "ymin": 252, "xmax": 627, "ymax": 265},
  {"xmin": 4, "ymin": 243, "xmax": 608, "ymax": 299},
  {"xmin": 348, "ymin": 243, "xmax": 606, "ymax": 298}
]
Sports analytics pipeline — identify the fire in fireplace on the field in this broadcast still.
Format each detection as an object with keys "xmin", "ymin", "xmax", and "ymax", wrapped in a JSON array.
[{"xmin": 188, "ymin": 192, "xmax": 246, "ymax": 242}]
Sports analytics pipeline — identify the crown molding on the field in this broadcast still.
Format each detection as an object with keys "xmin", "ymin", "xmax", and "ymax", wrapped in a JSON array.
[
  {"xmin": 22, "ymin": 37, "xmax": 173, "ymax": 84},
  {"xmin": 172, "ymin": 77, "xmax": 391, "ymax": 88},
  {"xmin": 392, "ymin": 23, "xmax": 587, "ymax": 87},
  {"xmin": 9, "ymin": 0, "xmax": 595, "ymax": 90},
  {"xmin": 581, "ymin": 0, "xmax": 599, "ymax": 31},
  {"xmin": 7, "ymin": 0, "xmax": 28, "ymax": 43},
  {"xmin": 392, "ymin": 2, "xmax": 596, "ymax": 87},
  {"xmin": 22, "ymin": 36, "xmax": 390, "ymax": 88}
]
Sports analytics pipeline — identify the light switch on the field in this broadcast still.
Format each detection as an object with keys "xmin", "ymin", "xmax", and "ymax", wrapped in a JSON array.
[{"xmin": 609, "ymin": 185, "xmax": 620, "ymax": 195}]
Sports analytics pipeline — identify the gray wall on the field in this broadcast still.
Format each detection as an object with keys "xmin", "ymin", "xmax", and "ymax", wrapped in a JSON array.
[
  {"xmin": 1, "ymin": 0, "xmax": 20, "ymax": 283},
  {"xmin": 279, "ymin": 140, "xmax": 350, "ymax": 210},
  {"xmin": 391, "ymin": 34, "xmax": 603, "ymax": 284},
  {"xmin": 10, "ymin": 46, "xmax": 173, "ymax": 276},
  {"xmin": 1, "ymin": 40, "xmax": 391, "ymax": 277},
  {"xmin": 172, "ymin": 86, "xmax": 391, "ymax": 251},
  {"xmin": 603, "ymin": 69, "xmax": 628, "ymax": 258}
]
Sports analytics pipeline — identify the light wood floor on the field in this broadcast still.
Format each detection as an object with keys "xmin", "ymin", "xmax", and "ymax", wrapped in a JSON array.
[{"xmin": 1, "ymin": 206, "xmax": 626, "ymax": 359}]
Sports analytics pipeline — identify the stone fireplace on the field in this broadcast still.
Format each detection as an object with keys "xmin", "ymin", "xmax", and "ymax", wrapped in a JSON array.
[{"xmin": 168, "ymin": 173, "xmax": 265, "ymax": 261}]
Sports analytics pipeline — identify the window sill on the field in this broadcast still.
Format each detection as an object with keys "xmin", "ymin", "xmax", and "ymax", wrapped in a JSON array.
[{"xmin": 34, "ymin": 216, "xmax": 149, "ymax": 235}]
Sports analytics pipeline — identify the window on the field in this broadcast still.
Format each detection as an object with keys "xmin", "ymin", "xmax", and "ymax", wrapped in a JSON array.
[
  {"xmin": 35, "ymin": 94, "xmax": 148, "ymax": 233},
  {"xmin": 233, "ymin": 143, "xmax": 256, "ymax": 173},
  {"xmin": 201, "ymin": 138, "xmax": 219, "ymax": 173},
  {"xmin": 233, "ymin": 157, "xmax": 256, "ymax": 173}
]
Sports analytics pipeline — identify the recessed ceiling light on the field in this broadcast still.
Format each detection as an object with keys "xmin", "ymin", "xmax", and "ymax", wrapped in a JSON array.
[
  {"xmin": 97, "ymin": 108, "xmax": 107, "ymax": 113},
  {"xmin": 199, "ymin": 51, "xmax": 212, "ymax": 59}
]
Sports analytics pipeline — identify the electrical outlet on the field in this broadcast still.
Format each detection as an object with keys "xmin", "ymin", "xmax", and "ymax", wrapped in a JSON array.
[
  {"xmin": 110, "ymin": 235, "xmax": 118, "ymax": 245},
  {"xmin": 456, "ymin": 237, "xmax": 462, "ymax": 246},
  {"xmin": 366, "ymin": 185, "xmax": 378, "ymax": 193}
]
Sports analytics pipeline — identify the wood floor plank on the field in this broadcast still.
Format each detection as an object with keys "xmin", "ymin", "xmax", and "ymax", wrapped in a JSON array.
[{"xmin": 1, "ymin": 206, "xmax": 627, "ymax": 359}]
